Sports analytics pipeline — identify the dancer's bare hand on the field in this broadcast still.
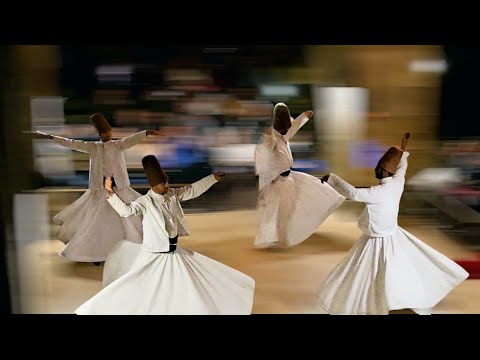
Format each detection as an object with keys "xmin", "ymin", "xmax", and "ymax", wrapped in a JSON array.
[
  {"xmin": 146, "ymin": 130, "xmax": 164, "ymax": 136},
  {"xmin": 36, "ymin": 130, "xmax": 53, "ymax": 139},
  {"xmin": 303, "ymin": 110, "xmax": 313, "ymax": 119},
  {"xmin": 401, "ymin": 132, "xmax": 410, "ymax": 151},
  {"xmin": 104, "ymin": 176, "xmax": 114, "ymax": 194},
  {"xmin": 214, "ymin": 172, "xmax": 226, "ymax": 181}
]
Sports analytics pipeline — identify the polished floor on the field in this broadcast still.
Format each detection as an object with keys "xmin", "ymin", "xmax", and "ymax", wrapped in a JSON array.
[{"xmin": 7, "ymin": 198, "xmax": 479, "ymax": 315}]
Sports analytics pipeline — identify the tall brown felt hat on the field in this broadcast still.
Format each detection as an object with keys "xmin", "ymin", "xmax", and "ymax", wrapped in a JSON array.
[
  {"xmin": 377, "ymin": 146, "xmax": 404, "ymax": 174},
  {"xmin": 142, "ymin": 155, "xmax": 169, "ymax": 187},
  {"xmin": 273, "ymin": 103, "xmax": 292, "ymax": 131},
  {"xmin": 90, "ymin": 113, "xmax": 112, "ymax": 134}
]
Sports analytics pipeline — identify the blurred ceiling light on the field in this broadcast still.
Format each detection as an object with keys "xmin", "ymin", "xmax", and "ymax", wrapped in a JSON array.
[
  {"xmin": 260, "ymin": 85, "xmax": 299, "ymax": 97},
  {"xmin": 408, "ymin": 59, "xmax": 447, "ymax": 73}
]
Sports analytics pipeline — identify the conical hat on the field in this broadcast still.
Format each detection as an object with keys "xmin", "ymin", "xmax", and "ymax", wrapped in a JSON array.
[
  {"xmin": 377, "ymin": 146, "xmax": 404, "ymax": 174},
  {"xmin": 142, "ymin": 155, "xmax": 169, "ymax": 186},
  {"xmin": 90, "ymin": 113, "xmax": 112, "ymax": 134}
]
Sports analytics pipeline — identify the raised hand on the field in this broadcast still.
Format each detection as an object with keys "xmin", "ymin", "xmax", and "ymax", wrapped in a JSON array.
[
  {"xmin": 36, "ymin": 130, "xmax": 53, "ymax": 139},
  {"xmin": 104, "ymin": 176, "xmax": 114, "ymax": 194},
  {"xmin": 401, "ymin": 132, "xmax": 410, "ymax": 151},
  {"xmin": 146, "ymin": 130, "xmax": 164, "ymax": 136},
  {"xmin": 304, "ymin": 110, "xmax": 314, "ymax": 119},
  {"xmin": 213, "ymin": 172, "xmax": 226, "ymax": 181}
]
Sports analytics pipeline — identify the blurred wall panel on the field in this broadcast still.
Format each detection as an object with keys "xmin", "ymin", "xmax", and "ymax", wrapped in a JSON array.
[
  {"xmin": 1, "ymin": 45, "xmax": 61, "ymax": 313},
  {"xmin": 305, "ymin": 45, "xmax": 444, "ymax": 185}
]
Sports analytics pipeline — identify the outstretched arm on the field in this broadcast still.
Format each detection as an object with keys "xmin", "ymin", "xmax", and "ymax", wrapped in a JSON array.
[
  {"xmin": 37, "ymin": 131, "xmax": 94, "ymax": 153},
  {"xmin": 284, "ymin": 110, "xmax": 313, "ymax": 141},
  {"xmin": 174, "ymin": 172, "xmax": 224, "ymax": 201},
  {"xmin": 325, "ymin": 173, "xmax": 387, "ymax": 204},
  {"xmin": 395, "ymin": 132, "xmax": 411, "ymax": 179},
  {"xmin": 119, "ymin": 130, "xmax": 164, "ymax": 150},
  {"xmin": 393, "ymin": 152, "xmax": 410, "ymax": 180}
]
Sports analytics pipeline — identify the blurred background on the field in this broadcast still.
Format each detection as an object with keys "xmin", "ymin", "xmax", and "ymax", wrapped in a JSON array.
[{"xmin": 1, "ymin": 45, "xmax": 479, "ymax": 314}]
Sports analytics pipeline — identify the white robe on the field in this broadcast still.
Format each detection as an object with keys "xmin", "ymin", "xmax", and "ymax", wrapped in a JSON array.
[
  {"xmin": 254, "ymin": 115, "xmax": 345, "ymax": 248},
  {"xmin": 105, "ymin": 175, "xmax": 218, "ymax": 253},
  {"xmin": 75, "ymin": 176, "xmax": 255, "ymax": 315},
  {"xmin": 53, "ymin": 132, "xmax": 148, "ymax": 262},
  {"xmin": 318, "ymin": 152, "xmax": 469, "ymax": 315}
]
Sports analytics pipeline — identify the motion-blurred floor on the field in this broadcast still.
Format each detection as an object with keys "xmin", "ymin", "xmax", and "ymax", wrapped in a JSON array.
[{"xmin": 7, "ymin": 193, "xmax": 478, "ymax": 315}]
